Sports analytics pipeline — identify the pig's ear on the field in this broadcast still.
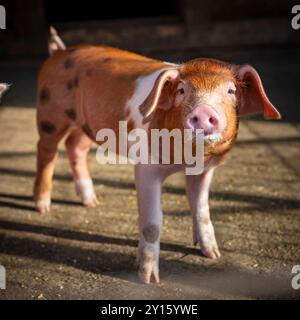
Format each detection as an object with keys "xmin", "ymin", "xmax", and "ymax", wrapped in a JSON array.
[
  {"xmin": 234, "ymin": 65, "xmax": 281, "ymax": 119},
  {"xmin": 0, "ymin": 83, "xmax": 10, "ymax": 100},
  {"xmin": 139, "ymin": 69, "xmax": 180, "ymax": 124}
]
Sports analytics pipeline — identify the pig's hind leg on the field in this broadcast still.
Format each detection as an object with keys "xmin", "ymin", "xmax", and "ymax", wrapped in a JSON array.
[
  {"xmin": 34, "ymin": 129, "xmax": 66, "ymax": 214},
  {"xmin": 65, "ymin": 128, "xmax": 99, "ymax": 208}
]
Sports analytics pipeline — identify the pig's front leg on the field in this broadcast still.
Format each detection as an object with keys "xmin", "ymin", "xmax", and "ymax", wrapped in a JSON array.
[
  {"xmin": 185, "ymin": 168, "xmax": 221, "ymax": 259},
  {"xmin": 134, "ymin": 164, "xmax": 164, "ymax": 284}
]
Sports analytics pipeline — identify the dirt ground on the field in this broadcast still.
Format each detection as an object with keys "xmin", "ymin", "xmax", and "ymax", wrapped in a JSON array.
[{"xmin": 0, "ymin": 46, "xmax": 300, "ymax": 300}]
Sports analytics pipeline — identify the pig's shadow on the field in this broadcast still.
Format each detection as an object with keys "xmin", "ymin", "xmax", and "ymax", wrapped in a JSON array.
[
  {"xmin": 0, "ymin": 218, "xmax": 295, "ymax": 299},
  {"xmin": 0, "ymin": 192, "xmax": 82, "ymax": 212}
]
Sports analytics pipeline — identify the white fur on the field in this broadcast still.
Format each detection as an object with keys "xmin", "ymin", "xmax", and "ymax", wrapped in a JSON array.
[
  {"xmin": 125, "ymin": 66, "xmax": 172, "ymax": 130},
  {"xmin": 35, "ymin": 198, "xmax": 51, "ymax": 211},
  {"xmin": 204, "ymin": 133, "xmax": 222, "ymax": 144},
  {"xmin": 75, "ymin": 179, "xmax": 96, "ymax": 201},
  {"xmin": 163, "ymin": 62, "xmax": 179, "ymax": 67}
]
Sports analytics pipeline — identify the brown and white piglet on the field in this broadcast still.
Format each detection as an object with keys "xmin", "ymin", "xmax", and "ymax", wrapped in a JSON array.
[{"xmin": 34, "ymin": 29, "xmax": 280, "ymax": 284}]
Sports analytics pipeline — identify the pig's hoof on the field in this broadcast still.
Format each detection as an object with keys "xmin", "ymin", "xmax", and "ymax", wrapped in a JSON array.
[
  {"xmin": 137, "ymin": 246, "xmax": 160, "ymax": 284},
  {"xmin": 75, "ymin": 179, "xmax": 99, "ymax": 208},
  {"xmin": 138, "ymin": 264, "xmax": 160, "ymax": 284},
  {"xmin": 82, "ymin": 195, "xmax": 99, "ymax": 208},
  {"xmin": 201, "ymin": 246, "xmax": 221, "ymax": 259},
  {"xmin": 35, "ymin": 198, "xmax": 51, "ymax": 214}
]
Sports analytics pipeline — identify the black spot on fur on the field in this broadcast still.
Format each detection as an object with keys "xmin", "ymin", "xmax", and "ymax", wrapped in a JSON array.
[
  {"xmin": 64, "ymin": 58, "xmax": 74, "ymax": 69},
  {"xmin": 86, "ymin": 69, "xmax": 93, "ymax": 77},
  {"xmin": 73, "ymin": 76, "xmax": 79, "ymax": 87},
  {"xmin": 39, "ymin": 87, "xmax": 50, "ymax": 104},
  {"xmin": 66, "ymin": 80, "xmax": 73, "ymax": 90},
  {"xmin": 82, "ymin": 123, "xmax": 94, "ymax": 140},
  {"xmin": 143, "ymin": 224, "xmax": 160, "ymax": 243},
  {"xmin": 102, "ymin": 58, "xmax": 111, "ymax": 63},
  {"xmin": 40, "ymin": 121, "xmax": 56, "ymax": 134},
  {"xmin": 66, "ymin": 76, "xmax": 79, "ymax": 90},
  {"xmin": 64, "ymin": 108, "xmax": 76, "ymax": 120}
]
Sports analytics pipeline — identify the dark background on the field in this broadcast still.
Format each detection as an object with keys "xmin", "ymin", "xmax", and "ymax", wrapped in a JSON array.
[
  {"xmin": 0, "ymin": 1, "xmax": 300, "ymax": 300},
  {"xmin": 1, "ymin": 0, "xmax": 299, "ymax": 122},
  {"xmin": 0, "ymin": 0, "xmax": 299, "ymax": 58}
]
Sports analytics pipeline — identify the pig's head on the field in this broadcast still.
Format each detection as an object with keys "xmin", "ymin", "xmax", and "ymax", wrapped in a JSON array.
[{"xmin": 139, "ymin": 59, "xmax": 281, "ymax": 156}]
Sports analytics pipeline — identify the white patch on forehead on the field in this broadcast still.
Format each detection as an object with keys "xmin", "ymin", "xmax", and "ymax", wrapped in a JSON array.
[{"xmin": 125, "ymin": 65, "xmax": 175, "ymax": 129}]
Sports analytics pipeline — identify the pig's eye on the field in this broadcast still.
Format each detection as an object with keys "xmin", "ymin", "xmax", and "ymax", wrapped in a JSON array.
[
  {"xmin": 179, "ymin": 88, "xmax": 184, "ymax": 94},
  {"xmin": 228, "ymin": 88, "xmax": 235, "ymax": 94}
]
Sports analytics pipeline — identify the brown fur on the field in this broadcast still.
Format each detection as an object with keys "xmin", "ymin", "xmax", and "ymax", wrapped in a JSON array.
[
  {"xmin": 143, "ymin": 59, "xmax": 240, "ymax": 161},
  {"xmin": 64, "ymin": 108, "xmax": 77, "ymax": 120},
  {"xmin": 38, "ymin": 46, "xmax": 165, "ymax": 140},
  {"xmin": 36, "ymin": 49, "xmax": 240, "ymax": 202},
  {"xmin": 40, "ymin": 121, "xmax": 56, "ymax": 134},
  {"xmin": 179, "ymin": 59, "xmax": 239, "ymax": 156},
  {"xmin": 35, "ymin": 46, "xmax": 166, "ymax": 204},
  {"xmin": 127, "ymin": 119, "xmax": 135, "ymax": 134},
  {"xmin": 39, "ymin": 86, "xmax": 51, "ymax": 104},
  {"xmin": 81, "ymin": 123, "xmax": 94, "ymax": 140},
  {"xmin": 64, "ymin": 58, "xmax": 75, "ymax": 69},
  {"xmin": 35, "ymin": 44, "xmax": 279, "ymax": 208}
]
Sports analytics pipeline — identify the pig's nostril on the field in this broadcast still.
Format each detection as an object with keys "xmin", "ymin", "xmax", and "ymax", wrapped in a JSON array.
[
  {"xmin": 191, "ymin": 116, "xmax": 198, "ymax": 123},
  {"xmin": 187, "ymin": 105, "xmax": 225, "ymax": 133},
  {"xmin": 209, "ymin": 116, "xmax": 217, "ymax": 126}
]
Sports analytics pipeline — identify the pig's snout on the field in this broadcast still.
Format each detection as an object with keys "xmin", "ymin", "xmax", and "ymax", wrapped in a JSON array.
[{"xmin": 186, "ymin": 105, "xmax": 226, "ymax": 135}]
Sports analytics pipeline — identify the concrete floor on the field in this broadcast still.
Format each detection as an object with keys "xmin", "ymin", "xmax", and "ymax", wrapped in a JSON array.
[{"xmin": 0, "ymin": 45, "xmax": 300, "ymax": 299}]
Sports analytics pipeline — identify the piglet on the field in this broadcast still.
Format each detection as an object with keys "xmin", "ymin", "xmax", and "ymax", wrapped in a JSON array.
[{"xmin": 34, "ymin": 29, "xmax": 280, "ymax": 283}]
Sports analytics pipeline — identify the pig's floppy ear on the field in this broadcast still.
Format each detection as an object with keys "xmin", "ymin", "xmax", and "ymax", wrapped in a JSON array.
[
  {"xmin": 139, "ymin": 69, "xmax": 179, "ymax": 124},
  {"xmin": 235, "ymin": 65, "xmax": 281, "ymax": 119}
]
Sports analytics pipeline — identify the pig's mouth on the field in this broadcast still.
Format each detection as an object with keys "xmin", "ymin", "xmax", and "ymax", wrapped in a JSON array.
[
  {"xmin": 188, "ymin": 130, "xmax": 223, "ymax": 146},
  {"xmin": 203, "ymin": 132, "xmax": 222, "ymax": 145}
]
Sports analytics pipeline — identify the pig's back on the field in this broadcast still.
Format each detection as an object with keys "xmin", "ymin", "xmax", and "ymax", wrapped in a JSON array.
[{"xmin": 37, "ymin": 46, "xmax": 169, "ymax": 139}]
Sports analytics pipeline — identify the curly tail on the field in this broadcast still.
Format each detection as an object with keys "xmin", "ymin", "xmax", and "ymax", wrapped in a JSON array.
[{"xmin": 48, "ymin": 26, "xmax": 66, "ymax": 56}]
